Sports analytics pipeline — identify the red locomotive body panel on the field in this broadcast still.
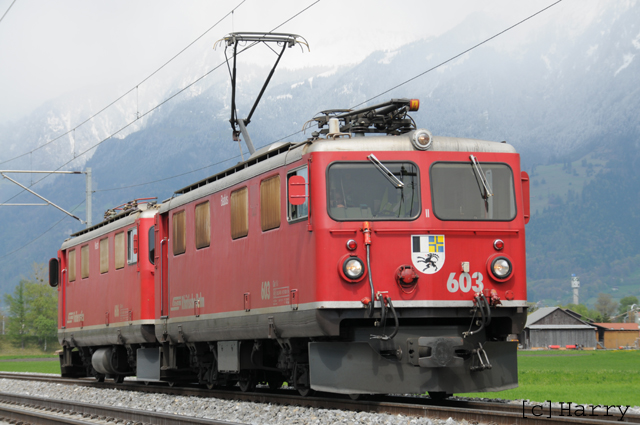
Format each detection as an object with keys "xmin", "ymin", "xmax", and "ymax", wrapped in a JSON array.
[
  {"xmin": 155, "ymin": 161, "xmax": 319, "ymax": 341},
  {"xmin": 56, "ymin": 208, "xmax": 157, "ymax": 348},
  {"xmin": 311, "ymin": 149, "xmax": 527, "ymax": 307},
  {"xmin": 155, "ymin": 146, "xmax": 526, "ymax": 332}
]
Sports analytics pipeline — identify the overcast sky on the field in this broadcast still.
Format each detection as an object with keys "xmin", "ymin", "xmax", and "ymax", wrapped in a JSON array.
[{"xmin": 0, "ymin": 0, "xmax": 608, "ymax": 124}]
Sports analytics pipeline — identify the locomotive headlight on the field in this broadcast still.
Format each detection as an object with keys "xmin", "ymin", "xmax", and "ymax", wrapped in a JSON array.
[
  {"xmin": 491, "ymin": 257, "xmax": 512, "ymax": 279},
  {"xmin": 411, "ymin": 129, "xmax": 433, "ymax": 151},
  {"xmin": 343, "ymin": 257, "xmax": 365, "ymax": 279}
]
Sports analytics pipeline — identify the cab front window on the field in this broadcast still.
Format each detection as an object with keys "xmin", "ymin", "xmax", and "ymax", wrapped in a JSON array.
[
  {"xmin": 430, "ymin": 162, "xmax": 516, "ymax": 221},
  {"xmin": 327, "ymin": 162, "xmax": 420, "ymax": 221}
]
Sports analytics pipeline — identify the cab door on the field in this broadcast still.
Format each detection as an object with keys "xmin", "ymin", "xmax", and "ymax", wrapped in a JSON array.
[{"xmin": 155, "ymin": 213, "xmax": 170, "ymax": 318}]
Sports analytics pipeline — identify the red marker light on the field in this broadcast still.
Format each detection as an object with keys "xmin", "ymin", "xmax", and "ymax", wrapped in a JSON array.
[
  {"xmin": 409, "ymin": 99, "xmax": 420, "ymax": 111},
  {"xmin": 494, "ymin": 239, "xmax": 504, "ymax": 250},
  {"xmin": 346, "ymin": 240, "xmax": 357, "ymax": 251}
]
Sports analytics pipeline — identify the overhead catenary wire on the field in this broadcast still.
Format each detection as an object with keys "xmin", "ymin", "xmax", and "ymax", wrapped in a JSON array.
[
  {"xmin": 0, "ymin": 0, "xmax": 323, "ymax": 261},
  {"xmin": 0, "ymin": 0, "xmax": 247, "ymax": 167},
  {"xmin": 93, "ymin": 153, "xmax": 244, "ymax": 193},
  {"xmin": 268, "ymin": 0, "xmax": 565, "ymax": 145},
  {"xmin": 0, "ymin": 199, "xmax": 85, "ymax": 261},
  {"xmin": 1, "ymin": 0, "xmax": 322, "ymax": 206},
  {"xmin": 93, "ymin": 0, "xmax": 562, "ymax": 194},
  {"xmin": 1, "ymin": 1, "xmax": 559, "ymax": 261},
  {"xmin": 351, "ymin": 0, "xmax": 564, "ymax": 109},
  {"xmin": 0, "ymin": 0, "xmax": 17, "ymax": 25}
]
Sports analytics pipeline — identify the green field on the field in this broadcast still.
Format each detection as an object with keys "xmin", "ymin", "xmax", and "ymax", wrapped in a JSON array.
[
  {"xmin": 0, "ymin": 360, "xmax": 60, "ymax": 374},
  {"xmin": 459, "ymin": 350, "xmax": 640, "ymax": 406}
]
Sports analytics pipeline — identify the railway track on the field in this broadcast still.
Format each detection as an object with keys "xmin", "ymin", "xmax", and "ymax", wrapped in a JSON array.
[
  {"xmin": 0, "ymin": 373, "xmax": 637, "ymax": 425},
  {"xmin": 0, "ymin": 391, "xmax": 243, "ymax": 425}
]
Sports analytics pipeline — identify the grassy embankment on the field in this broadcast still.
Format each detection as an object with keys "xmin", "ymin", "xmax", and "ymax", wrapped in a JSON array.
[
  {"xmin": 0, "ymin": 338, "xmax": 59, "ymax": 374},
  {"xmin": 460, "ymin": 350, "xmax": 640, "ymax": 406}
]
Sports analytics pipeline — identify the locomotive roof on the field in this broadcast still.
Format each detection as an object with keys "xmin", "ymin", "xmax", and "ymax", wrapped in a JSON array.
[
  {"xmin": 62, "ymin": 206, "xmax": 158, "ymax": 250},
  {"xmin": 160, "ymin": 132, "xmax": 516, "ymax": 214}
]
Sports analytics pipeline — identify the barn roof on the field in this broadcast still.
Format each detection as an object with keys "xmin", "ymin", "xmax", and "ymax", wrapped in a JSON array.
[
  {"xmin": 528, "ymin": 324, "xmax": 596, "ymax": 330},
  {"xmin": 525, "ymin": 307, "xmax": 594, "ymax": 329},
  {"xmin": 592, "ymin": 323, "xmax": 639, "ymax": 331},
  {"xmin": 525, "ymin": 307, "xmax": 558, "ymax": 327}
]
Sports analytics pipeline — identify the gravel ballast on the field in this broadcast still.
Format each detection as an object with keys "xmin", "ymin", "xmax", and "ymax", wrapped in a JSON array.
[{"xmin": 0, "ymin": 376, "xmax": 638, "ymax": 425}]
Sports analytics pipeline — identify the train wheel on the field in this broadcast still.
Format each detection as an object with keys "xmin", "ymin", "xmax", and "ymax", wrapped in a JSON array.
[
  {"xmin": 428, "ymin": 391, "xmax": 451, "ymax": 400},
  {"xmin": 167, "ymin": 381, "xmax": 176, "ymax": 387},
  {"xmin": 296, "ymin": 385, "xmax": 314, "ymax": 397},
  {"xmin": 348, "ymin": 394, "xmax": 366, "ymax": 401},
  {"xmin": 95, "ymin": 374, "xmax": 105, "ymax": 383},
  {"xmin": 113, "ymin": 375, "xmax": 125, "ymax": 384},
  {"xmin": 293, "ymin": 363, "xmax": 314, "ymax": 397},
  {"xmin": 206, "ymin": 382, "xmax": 215, "ymax": 390}
]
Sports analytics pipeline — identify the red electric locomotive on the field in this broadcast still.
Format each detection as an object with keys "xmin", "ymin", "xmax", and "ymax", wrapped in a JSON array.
[
  {"xmin": 50, "ymin": 201, "xmax": 159, "ymax": 381},
  {"xmin": 51, "ymin": 98, "xmax": 529, "ymax": 398}
]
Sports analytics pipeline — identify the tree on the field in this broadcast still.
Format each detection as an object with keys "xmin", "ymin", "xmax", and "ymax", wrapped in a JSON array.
[
  {"xmin": 3, "ymin": 263, "xmax": 58, "ymax": 351},
  {"xmin": 594, "ymin": 293, "xmax": 617, "ymax": 322},
  {"xmin": 4, "ymin": 280, "xmax": 27, "ymax": 349},
  {"xmin": 25, "ymin": 280, "xmax": 58, "ymax": 351},
  {"xmin": 562, "ymin": 303, "xmax": 602, "ymax": 322},
  {"xmin": 617, "ymin": 296, "xmax": 639, "ymax": 323}
]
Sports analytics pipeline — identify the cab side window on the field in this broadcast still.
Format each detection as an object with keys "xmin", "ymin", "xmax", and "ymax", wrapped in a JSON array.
[
  {"xmin": 287, "ymin": 167, "xmax": 308, "ymax": 221},
  {"xmin": 127, "ymin": 228, "xmax": 138, "ymax": 264},
  {"xmin": 148, "ymin": 226, "xmax": 155, "ymax": 265}
]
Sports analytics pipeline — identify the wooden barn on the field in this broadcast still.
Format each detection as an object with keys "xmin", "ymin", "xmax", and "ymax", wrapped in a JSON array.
[
  {"xmin": 593, "ymin": 323, "xmax": 640, "ymax": 349},
  {"xmin": 519, "ymin": 307, "xmax": 597, "ymax": 349}
]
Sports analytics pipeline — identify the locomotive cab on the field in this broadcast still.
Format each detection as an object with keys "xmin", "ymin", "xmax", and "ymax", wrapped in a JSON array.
[{"xmin": 304, "ymin": 128, "xmax": 528, "ymax": 395}]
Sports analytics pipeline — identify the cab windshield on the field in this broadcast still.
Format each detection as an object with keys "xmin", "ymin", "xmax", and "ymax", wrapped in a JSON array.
[
  {"xmin": 430, "ymin": 162, "xmax": 516, "ymax": 221},
  {"xmin": 327, "ymin": 162, "xmax": 420, "ymax": 221}
]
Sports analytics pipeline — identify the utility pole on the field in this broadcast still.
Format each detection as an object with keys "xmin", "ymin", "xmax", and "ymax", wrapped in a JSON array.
[{"xmin": 0, "ymin": 169, "xmax": 93, "ymax": 227}]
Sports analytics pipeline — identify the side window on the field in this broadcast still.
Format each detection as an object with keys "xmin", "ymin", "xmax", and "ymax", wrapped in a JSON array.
[
  {"xmin": 114, "ymin": 232, "xmax": 124, "ymax": 270},
  {"xmin": 115, "ymin": 232, "xmax": 125, "ymax": 270},
  {"xmin": 287, "ymin": 167, "xmax": 308, "ymax": 221},
  {"xmin": 230, "ymin": 187, "xmax": 248, "ymax": 239},
  {"xmin": 173, "ymin": 210, "xmax": 186, "ymax": 255},
  {"xmin": 260, "ymin": 175, "xmax": 281, "ymax": 231},
  {"xmin": 195, "ymin": 201, "xmax": 211, "ymax": 249},
  {"xmin": 99, "ymin": 238, "xmax": 109, "ymax": 274},
  {"xmin": 148, "ymin": 226, "xmax": 155, "ymax": 264},
  {"xmin": 127, "ymin": 228, "xmax": 138, "ymax": 264},
  {"xmin": 68, "ymin": 249, "xmax": 76, "ymax": 282},
  {"xmin": 81, "ymin": 245, "xmax": 89, "ymax": 279}
]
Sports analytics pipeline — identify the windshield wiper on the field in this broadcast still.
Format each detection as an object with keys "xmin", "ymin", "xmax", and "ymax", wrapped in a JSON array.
[
  {"xmin": 367, "ymin": 154, "xmax": 404, "ymax": 188},
  {"xmin": 469, "ymin": 155, "xmax": 493, "ymax": 200}
]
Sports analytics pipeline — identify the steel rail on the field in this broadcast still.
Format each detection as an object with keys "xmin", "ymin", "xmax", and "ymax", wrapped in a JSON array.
[
  {"xmin": 0, "ymin": 373, "xmax": 637, "ymax": 425},
  {"xmin": 0, "ymin": 391, "xmax": 243, "ymax": 425}
]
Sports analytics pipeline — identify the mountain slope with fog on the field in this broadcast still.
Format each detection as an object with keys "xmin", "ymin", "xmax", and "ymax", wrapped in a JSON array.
[{"xmin": 1, "ymin": 3, "xmax": 639, "ymax": 306}]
